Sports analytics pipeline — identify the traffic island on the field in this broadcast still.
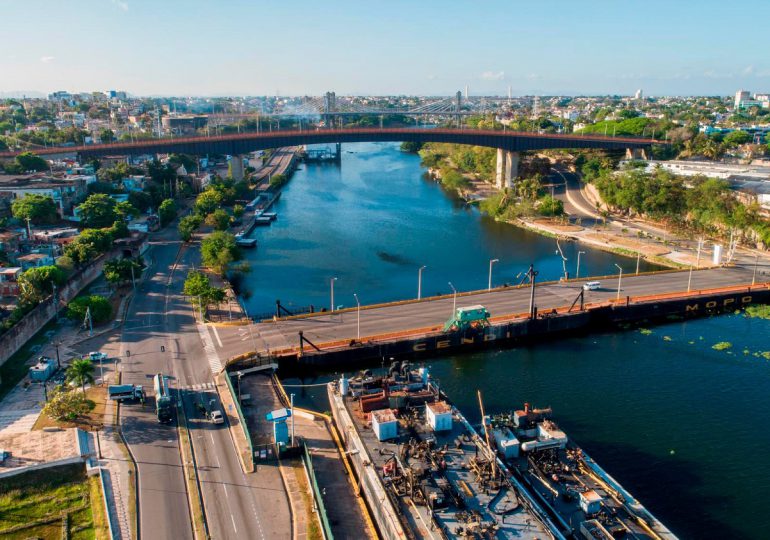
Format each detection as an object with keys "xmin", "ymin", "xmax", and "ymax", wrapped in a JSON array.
[{"xmin": 215, "ymin": 371, "xmax": 254, "ymax": 473}]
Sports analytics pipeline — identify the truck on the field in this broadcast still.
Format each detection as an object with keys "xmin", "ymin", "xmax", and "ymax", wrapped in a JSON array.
[
  {"xmin": 108, "ymin": 384, "xmax": 145, "ymax": 402},
  {"xmin": 153, "ymin": 373, "xmax": 174, "ymax": 423}
]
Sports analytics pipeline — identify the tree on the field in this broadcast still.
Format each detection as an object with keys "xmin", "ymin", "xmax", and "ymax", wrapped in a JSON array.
[
  {"xmin": 103, "ymin": 257, "xmax": 143, "ymax": 287},
  {"xmin": 42, "ymin": 387, "xmax": 91, "ymax": 421},
  {"xmin": 18, "ymin": 265, "xmax": 66, "ymax": 304},
  {"xmin": 99, "ymin": 128, "xmax": 115, "ymax": 143},
  {"xmin": 232, "ymin": 204, "xmax": 245, "ymax": 219},
  {"xmin": 128, "ymin": 191, "xmax": 153, "ymax": 213},
  {"xmin": 158, "ymin": 198, "xmax": 177, "ymax": 227},
  {"xmin": 205, "ymin": 209, "xmax": 231, "ymax": 231},
  {"xmin": 537, "ymin": 195, "xmax": 564, "ymax": 216},
  {"xmin": 200, "ymin": 231, "xmax": 241, "ymax": 275},
  {"xmin": 723, "ymin": 130, "xmax": 752, "ymax": 147},
  {"xmin": 115, "ymin": 200, "xmax": 139, "ymax": 221},
  {"xmin": 11, "ymin": 194, "xmax": 58, "ymax": 224},
  {"xmin": 66, "ymin": 358, "xmax": 95, "ymax": 394},
  {"xmin": 78, "ymin": 193, "xmax": 117, "ymax": 228},
  {"xmin": 63, "ymin": 228, "xmax": 113, "ymax": 265},
  {"xmin": 269, "ymin": 174, "xmax": 288, "ymax": 189},
  {"xmin": 178, "ymin": 214, "xmax": 203, "ymax": 242},
  {"xmin": 67, "ymin": 295, "xmax": 112, "ymax": 325},
  {"xmin": 15, "ymin": 152, "xmax": 48, "ymax": 172},
  {"xmin": 194, "ymin": 189, "xmax": 224, "ymax": 215},
  {"xmin": 183, "ymin": 270, "xmax": 226, "ymax": 307}
]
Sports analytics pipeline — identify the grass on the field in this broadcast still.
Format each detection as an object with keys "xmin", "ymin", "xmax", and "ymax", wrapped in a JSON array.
[
  {"xmin": 0, "ymin": 318, "xmax": 59, "ymax": 402},
  {"xmin": 88, "ymin": 475, "xmax": 110, "ymax": 540},
  {"xmin": 291, "ymin": 458, "xmax": 323, "ymax": 540},
  {"xmin": 0, "ymin": 463, "xmax": 96, "ymax": 540},
  {"xmin": 33, "ymin": 385, "xmax": 109, "ymax": 431}
]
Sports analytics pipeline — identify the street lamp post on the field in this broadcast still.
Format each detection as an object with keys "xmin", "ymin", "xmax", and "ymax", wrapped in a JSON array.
[
  {"xmin": 636, "ymin": 252, "xmax": 641, "ymax": 275},
  {"xmin": 448, "ymin": 282, "xmax": 457, "ymax": 315},
  {"xmin": 614, "ymin": 264, "xmax": 623, "ymax": 301},
  {"xmin": 576, "ymin": 251, "xmax": 586, "ymax": 279},
  {"xmin": 752, "ymin": 253, "xmax": 759, "ymax": 285},
  {"xmin": 330, "ymin": 277, "xmax": 338, "ymax": 312},
  {"xmin": 353, "ymin": 293, "xmax": 361, "ymax": 340},
  {"xmin": 417, "ymin": 266, "xmax": 426, "ymax": 300},
  {"xmin": 488, "ymin": 259, "xmax": 499, "ymax": 290},
  {"xmin": 688, "ymin": 265, "xmax": 694, "ymax": 292},
  {"xmin": 527, "ymin": 264, "xmax": 539, "ymax": 319},
  {"xmin": 236, "ymin": 371, "xmax": 243, "ymax": 402}
]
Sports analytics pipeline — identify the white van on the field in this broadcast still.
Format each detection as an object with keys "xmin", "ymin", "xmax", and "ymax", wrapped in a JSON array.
[
  {"xmin": 583, "ymin": 281, "xmax": 601, "ymax": 291},
  {"xmin": 210, "ymin": 410, "xmax": 224, "ymax": 424}
]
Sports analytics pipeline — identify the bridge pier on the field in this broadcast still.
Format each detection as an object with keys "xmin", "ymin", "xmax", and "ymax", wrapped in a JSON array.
[
  {"xmin": 230, "ymin": 154, "xmax": 245, "ymax": 181},
  {"xmin": 495, "ymin": 149, "xmax": 519, "ymax": 190},
  {"xmin": 625, "ymin": 147, "xmax": 648, "ymax": 160}
]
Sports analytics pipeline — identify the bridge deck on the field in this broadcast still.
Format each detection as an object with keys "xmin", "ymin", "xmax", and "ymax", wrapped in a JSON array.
[{"xmin": 214, "ymin": 266, "xmax": 758, "ymax": 359}]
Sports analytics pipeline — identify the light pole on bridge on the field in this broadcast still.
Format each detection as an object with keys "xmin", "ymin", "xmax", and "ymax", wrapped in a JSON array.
[
  {"xmin": 417, "ymin": 266, "xmax": 426, "ymax": 300},
  {"xmin": 488, "ymin": 259, "xmax": 499, "ymax": 291}
]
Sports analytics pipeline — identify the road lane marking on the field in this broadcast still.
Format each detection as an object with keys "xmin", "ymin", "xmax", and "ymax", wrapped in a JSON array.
[
  {"xmin": 211, "ymin": 325, "xmax": 224, "ymax": 347},
  {"xmin": 230, "ymin": 514, "xmax": 238, "ymax": 533}
]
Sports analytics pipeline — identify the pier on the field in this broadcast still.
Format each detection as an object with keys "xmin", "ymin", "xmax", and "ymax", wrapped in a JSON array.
[{"xmin": 217, "ymin": 266, "xmax": 770, "ymax": 368}]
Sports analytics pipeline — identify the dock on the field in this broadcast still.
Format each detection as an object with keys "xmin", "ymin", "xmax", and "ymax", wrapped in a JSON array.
[{"xmin": 216, "ymin": 266, "xmax": 770, "ymax": 369}]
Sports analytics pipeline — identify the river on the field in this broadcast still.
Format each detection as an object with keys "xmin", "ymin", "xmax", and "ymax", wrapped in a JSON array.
[{"xmin": 245, "ymin": 142, "xmax": 770, "ymax": 539}]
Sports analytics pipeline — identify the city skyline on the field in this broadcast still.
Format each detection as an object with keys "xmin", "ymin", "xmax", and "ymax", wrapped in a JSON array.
[{"xmin": 2, "ymin": 0, "xmax": 770, "ymax": 97}]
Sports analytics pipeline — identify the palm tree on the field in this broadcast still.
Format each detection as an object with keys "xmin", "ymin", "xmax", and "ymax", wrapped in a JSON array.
[{"xmin": 67, "ymin": 358, "xmax": 95, "ymax": 394}]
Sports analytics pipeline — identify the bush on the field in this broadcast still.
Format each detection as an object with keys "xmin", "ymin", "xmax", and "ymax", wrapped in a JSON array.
[
  {"xmin": 537, "ymin": 195, "xmax": 564, "ymax": 216},
  {"xmin": 67, "ymin": 295, "xmax": 112, "ymax": 324},
  {"xmin": 42, "ymin": 388, "xmax": 92, "ymax": 421}
]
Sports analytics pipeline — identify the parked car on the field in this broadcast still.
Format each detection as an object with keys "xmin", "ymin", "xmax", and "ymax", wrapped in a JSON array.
[
  {"xmin": 88, "ymin": 352, "xmax": 109, "ymax": 362},
  {"xmin": 210, "ymin": 410, "xmax": 224, "ymax": 424},
  {"xmin": 582, "ymin": 281, "xmax": 601, "ymax": 291}
]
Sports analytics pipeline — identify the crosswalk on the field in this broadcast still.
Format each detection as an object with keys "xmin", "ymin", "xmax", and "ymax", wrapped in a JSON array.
[
  {"xmin": 178, "ymin": 382, "xmax": 216, "ymax": 391},
  {"xmin": 197, "ymin": 323, "xmax": 223, "ymax": 374}
]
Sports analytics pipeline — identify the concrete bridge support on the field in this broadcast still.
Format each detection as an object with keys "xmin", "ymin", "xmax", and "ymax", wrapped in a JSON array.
[
  {"xmin": 495, "ymin": 149, "xmax": 519, "ymax": 190},
  {"xmin": 230, "ymin": 154, "xmax": 245, "ymax": 181},
  {"xmin": 625, "ymin": 147, "xmax": 648, "ymax": 160}
]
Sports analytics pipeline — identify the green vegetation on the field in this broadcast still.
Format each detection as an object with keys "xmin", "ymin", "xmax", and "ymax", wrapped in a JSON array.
[
  {"xmin": 537, "ymin": 194, "xmax": 564, "ymax": 216},
  {"xmin": 183, "ymin": 270, "xmax": 226, "ymax": 312},
  {"xmin": 439, "ymin": 168, "xmax": 471, "ymax": 191},
  {"xmin": 0, "ymin": 463, "xmax": 98, "ymax": 540},
  {"xmin": 745, "ymin": 304, "xmax": 770, "ymax": 320},
  {"xmin": 200, "ymin": 231, "xmax": 241, "ymax": 276},
  {"xmin": 11, "ymin": 194, "xmax": 58, "ymax": 224},
  {"xmin": 67, "ymin": 295, "xmax": 112, "ymax": 325},
  {"xmin": 194, "ymin": 189, "xmax": 224, "ymax": 215},
  {"xmin": 63, "ymin": 227, "xmax": 114, "ymax": 265},
  {"xmin": 103, "ymin": 256, "xmax": 144, "ymax": 287},
  {"xmin": 66, "ymin": 358, "xmax": 96, "ymax": 394},
  {"xmin": 586, "ymin": 163, "xmax": 769, "ymax": 245},
  {"xmin": 269, "ymin": 173, "xmax": 288, "ymax": 189},
  {"xmin": 400, "ymin": 141, "xmax": 423, "ymax": 153},
  {"xmin": 42, "ymin": 387, "xmax": 93, "ymax": 421},
  {"xmin": 232, "ymin": 204, "xmax": 245, "ymax": 219},
  {"xmin": 0, "ymin": 319, "xmax": 58, "ymax": 401},
  {"xmin": 178, "ymin": 214, "xmax": 203, "ymax": 242},
  {"xmin": 77, "ymin": 193, "xmax": 137, "ymax": 229},
  {"xmin": 204, "ymin": 208, "xmax": 232, "ymax": 231},
  {"xmin": 18, "ymin": 265, "xmax": 67, "ymax": 304},
  {"xmin": 712, "ymin": 341, "xmax": 733, "ymax": 351},
  {"xmin": 14, "ymin": 151, "xmax": 50, "ymax": 172},
  {"xmin": 479, "ymin": 190, "xmax": 535, "ymax": 221},
  {"xmin": 158, "ymin": 198, "xmax": 177, "ymax": 227}
]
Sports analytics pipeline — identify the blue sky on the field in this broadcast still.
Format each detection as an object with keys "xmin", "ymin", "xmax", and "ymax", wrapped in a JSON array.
[{"xmin": 2, "ymin": 0, "xmax": 770, "ymax": 97}]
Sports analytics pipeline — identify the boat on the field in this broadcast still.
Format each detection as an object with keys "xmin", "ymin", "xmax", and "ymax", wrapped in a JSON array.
[
  {"xmin": 328, "ymin": 363, "xmax": 562, "ymax": 539},
  {"xmin": 488, "ymin": 404, "xmax": 678, "ymax": 539},
  {"xmin": 234, "ymin": 233, "xmax": 258, "ymax": 248}
]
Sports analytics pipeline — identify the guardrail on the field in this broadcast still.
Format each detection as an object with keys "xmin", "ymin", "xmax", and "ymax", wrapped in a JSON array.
[
  {"xmin": 301, "ymin": 442, "xmax": 334, "ymax": 540},
  {"xmin": 99, "ymin": 467, "xmax": 118, "ymax": 540},
  {"xmin": 223, "ymin": 371, "xmax": 255, "ymax": 468}
]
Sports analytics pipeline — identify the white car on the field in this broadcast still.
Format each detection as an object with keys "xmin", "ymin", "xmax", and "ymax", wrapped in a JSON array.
[
  {"xmin": 88, "ymin": 352, "xmax": 109, "ymax": 362},
  {"xmin": 210, "ymin": 410, "xmax": 224, "ymax": 424},
  {"xmin": 582, "ymin": 281, "xmax": 601, "ymax": 291}
]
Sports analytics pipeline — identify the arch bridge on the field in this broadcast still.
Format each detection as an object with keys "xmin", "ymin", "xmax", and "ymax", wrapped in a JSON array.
[{"xmin": 0, "ymin": 128, "xmax": 658, "ymax": 189}]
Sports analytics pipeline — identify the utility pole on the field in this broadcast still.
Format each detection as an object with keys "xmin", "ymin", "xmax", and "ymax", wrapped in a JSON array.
[
  {"xmin": 615, "ymin": 264, "xmax": 623, "ymax": 301},
  {"xmin": 330, "ymin": 277, "xmax": 338, "ymax": 312},
  {"xmin": 448, "ymin": 282, "xmax": 457, "ymax": 316},
  {"xmin": 353, "ymin": 293, "xmax": 361, "ymax": 340},
  {"xmin": 25, "ymin": 216, "xmax": 32, "ymax": 241},
  {"xmin": 418, "ymin": 265, "xmax": 426, "ymax": 300},
  {"xmin": 576, "ymin": 251, "xmax": 585, "ymax": 279},
  {"xmin": 85, "ymin": 306, "xmax": 93, "ymax": 336},
  {"xmin": 290, "ymin": 393, "xmax": 295, "ymax": 448},
  {"xmin": 527, "ymin": 264, "xmax": 538, "ymax": 319},
  {"xmin": 53, "ymin": 340, "xmax": 61, "ymax": 370}
]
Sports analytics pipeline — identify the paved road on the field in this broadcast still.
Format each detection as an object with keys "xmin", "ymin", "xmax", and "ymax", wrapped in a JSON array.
[
  {"xmin": 212, "ymin": 266, "xmax": 761, "ymax": 359},
  {"xmin": 118, "ymin": 237, "xmax": 290, "ymax": 539}
]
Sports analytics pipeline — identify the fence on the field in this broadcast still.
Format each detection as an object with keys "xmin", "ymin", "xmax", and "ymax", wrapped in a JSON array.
[
  {"xmin": 223, "ymin": 371, "xmax": 256, "ymax": 468},
  {"xmin": 301, "ymin": 442, "xmax": 334, "ymax": 540}
]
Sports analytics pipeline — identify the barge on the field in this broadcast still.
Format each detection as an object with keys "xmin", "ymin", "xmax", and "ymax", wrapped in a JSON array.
[
  {"xmin": 488, "ymin": 405, "xmax": 678, "ymax": 540},
  {"xmin": 328, "ymin": 363, "xmax": 563, "ymax": 539}
]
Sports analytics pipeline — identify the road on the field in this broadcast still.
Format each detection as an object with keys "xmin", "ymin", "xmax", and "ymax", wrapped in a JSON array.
[
  {"xmin": 212, "ymin": 266, "xmax": 763, "ymax": 359},
  {"xmin": 118, "ymin": 235, "xmax": 290, "ymax": 539}
]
